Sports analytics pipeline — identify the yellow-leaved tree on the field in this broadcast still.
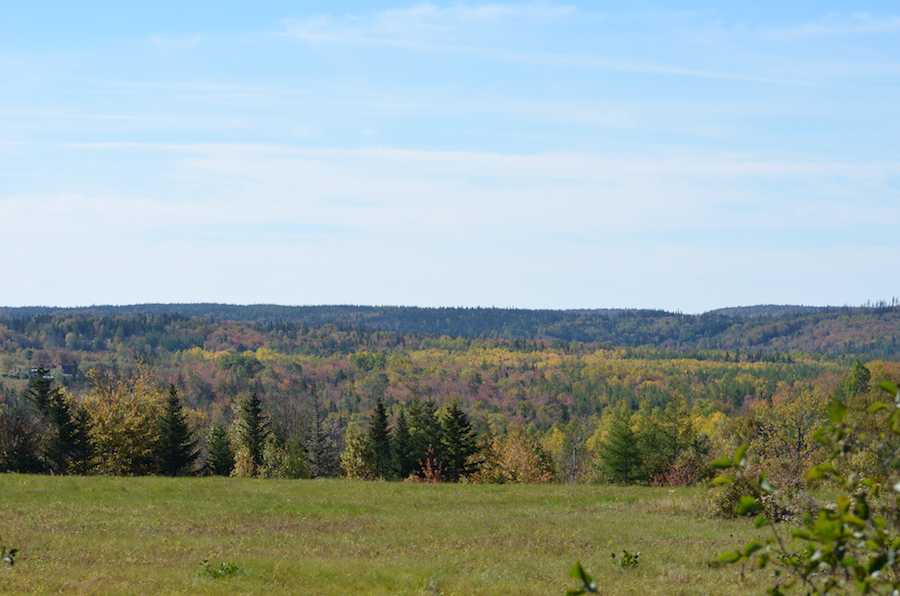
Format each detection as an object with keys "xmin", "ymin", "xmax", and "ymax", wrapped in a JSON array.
[
  {"xmin": 476, "ymin": 425, "xmax": 556, "ymax": 484},
  {"xmin": 747, "ymin": 382, "xmax": 829, "ymax": 486},
  {"xmin": 82, "ymin": 367, "xmax": 166, "ymax": 475}
]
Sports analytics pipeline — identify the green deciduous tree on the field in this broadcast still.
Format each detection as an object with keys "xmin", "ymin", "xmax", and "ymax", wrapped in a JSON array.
[
  {"xmin": 716, "ymin": 382, "xmax": 900, "ymax": 595},
  {"xmin": 341, "ymin": 424, "xmax": 377, "ymax": 479}
]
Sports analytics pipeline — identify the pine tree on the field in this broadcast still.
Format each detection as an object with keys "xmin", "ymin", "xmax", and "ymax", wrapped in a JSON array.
[
  {"xmin": 846, "ymin": 359, "xmax": 872, "ymax": 397},
  {"xmin": 600, "ymin": 403, "xmax": 642, "ymax": 484},
  {"xmin": 391, "ymin": 409, "xmax": 414, "ymax": 479},
  {"xmin": 440, "ymin": 400, "xmax": 478, "ymax": 482},
  {"xmin": 154, "ymin": 384, "xmax": 199, "ymax": 476},
  {"xmin": 206, "ymin": 425, "xmax": 235, "ymax": 476},
  {"xmin": 407, "ymin": 395, "xmax": 442, "ymax": 472},
  {"xmin": 68, "ymin": 406, "xmax": 94, "ymax": 475},
  {"xmin": 237, "ymin": 391, "xmax": 267, "ymax": 475},
  {"xmin": 45, "ymin": 389, "xmax": 79, "ymax": 474},
  {"xmin": 26, "ymin": 368, "xmax": 54, "ymax": 416},
  {"xmin": 368, "ymin": 397, "xmax": 392, "ymax": 479}
]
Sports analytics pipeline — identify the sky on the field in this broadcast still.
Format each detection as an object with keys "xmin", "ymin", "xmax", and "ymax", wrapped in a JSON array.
[{"xmin": 1, "ymin": 1, "xmax": 898, "ymax": 313}]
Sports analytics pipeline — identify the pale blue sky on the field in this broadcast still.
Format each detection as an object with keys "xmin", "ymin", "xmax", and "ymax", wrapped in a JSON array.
[{"xmin": 1, "ymin": 2, "xmax": 898, "ymax": 312}]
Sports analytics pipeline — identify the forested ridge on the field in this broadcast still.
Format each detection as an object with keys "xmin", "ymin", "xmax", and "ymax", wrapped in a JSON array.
[
  {"xmin": 1, "ymin": 305, "xmax": 898, "ymax": 486},
  {"xmin": 2, "ymin": 300, "xmax": 900, "ymax": 356}
]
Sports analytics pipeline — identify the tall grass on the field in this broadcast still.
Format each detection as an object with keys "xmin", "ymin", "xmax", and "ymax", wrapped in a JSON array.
[{"xmin": 0, "ymin": 475, "xmax": 766, "ymax": 595}]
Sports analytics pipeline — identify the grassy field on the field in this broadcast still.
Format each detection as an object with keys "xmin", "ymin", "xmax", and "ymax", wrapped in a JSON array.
[{"xmin": 0, "ymin": 475, "xmax": 771, "ymax": 595}]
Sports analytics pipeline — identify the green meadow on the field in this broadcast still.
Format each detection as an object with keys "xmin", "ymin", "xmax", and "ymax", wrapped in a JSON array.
[{"xmin": 0, "ymin": 475, "xmax": 770, "ymax": 595}]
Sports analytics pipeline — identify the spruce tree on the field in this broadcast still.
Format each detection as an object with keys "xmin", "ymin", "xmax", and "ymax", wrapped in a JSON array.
[
  {"xmin": 391, "ymin": 409, "xmax": 414, "ymax": 479},
  {"xmin": 600, "ymin": 403, "xmax": 642, "ymax": 484},
  {"xmin": 154, "ymin": 384, "xmax": 199, "ymax": 476},
  {"xmin": 45, "ymin": 389, "xmax": 78, "ymax": 474},
  {"xmin": 206, "ymin": 425, "xmax": 235, "ymax": 476},
  {"xmin": 846, "ymin": 359, "xmax": 872, "ymax": 397},
  {"xmin": 26, "ymin": 368, "xmax": 54, "ymax": 416},
  {"xmin": 238, "ymin": 391, "xmax": 267, "ymax": 475},
  {"xmin": 368, "ymin": 397, "xmax": 393, "ymax": 479},
  {"xmin": 440, "ymin": 401, "xmax": 478, "ymax": 482},
  {"xmin": 68, "ymin": 406, "xmax": 94, "ymax": 475},
  {"xmin": 407, "ymin": 395, "xmax": 442, "ymax": 470}
]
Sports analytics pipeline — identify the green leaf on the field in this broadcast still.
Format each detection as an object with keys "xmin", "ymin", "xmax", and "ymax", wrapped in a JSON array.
[
  {"xmin": 828, "ymin": 402, "xmax": 847, "ymax": 424},
  {"xmin": 569, "ymin": 562, "xmax": 591, "ymax": 584},
  {"xmin": 806, "ymin": 464, "xmax": 837, "ymax": 480},
  {"xmin": 868, "ymin": 402, "xmax": 889, "ymax": 413},
  {"xmin": 737, "ymin": 496, "xmax": 760, "ymax": 516},
  {"xmin": 867, "ymin": 553, "xmax": 889, "ymax": 574},
  {"xmin": 734, "ymin": 444, "xmax": 748, "ymax": 467},
  {"xmin": 890, "ymin": 410, "xmax": 900, "ymax": 434},
  {"xmin": 879, "ymin": 381, "xmax": 898, "ymax": 396},
  {"xmin": 717, "ymin": 551, "xmax": 742, "ymax": 564},
  {"xmin": 741, "ymin": 541, "xmax": 763, "ymax": 557},
  {"xmin": 755, "ymin": 514, "xmax": 771, "ymax": 528},
  {"xmin": 841, "ymin": 514, "xmax": 866, "ymax": 528},
  {"xmin": 711, "ymin": 457, "xmax": 733, "ymax": 469},
  {"xmin": 712, "ymin": 475, "xmax": 735, "ymax": 486}
]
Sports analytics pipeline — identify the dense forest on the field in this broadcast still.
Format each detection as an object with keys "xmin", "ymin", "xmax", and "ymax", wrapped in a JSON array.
[
  {"xmin": 2, "ymin": 301, "xmax": 900, "ymax": 357},
  {"xmin": 0, "ymin": 307, "xmax": 898, "ymax": 487}
]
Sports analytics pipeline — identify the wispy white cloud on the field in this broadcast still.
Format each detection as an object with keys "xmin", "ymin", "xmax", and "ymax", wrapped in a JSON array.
[
  {"xmin": 376, "ymin": 2, "xmax": 575, "ymax": 26},
  {"xmin": 282, "ymin": 5, "xmax": 806, "ymax": 85},
  {"xmin": 766, "ymin": 12, "xmax": 900, "ymax": 39},
  {"xmin": 25, "ymin": 141, "xmax": 899, "ymax": 242}
]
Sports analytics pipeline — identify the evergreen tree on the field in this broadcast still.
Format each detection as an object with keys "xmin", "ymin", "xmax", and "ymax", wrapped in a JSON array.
[
  {"xmin": 0, "ymin": 413, "xmax": 47, "ymax": 473},
  {"xmin": 600, "ymin": 403, "xmax": 642, "ymax": 484},
  {"xmin": 440, "ymin": 400, "xmax": 478, "ymax": 482},
  {"xmin": 26, "ymin": 368, "xmax": 54, "ymax": 416},
  {"xmin": 368, "ymin": 397, "xmax": 393, "ymax": 479},
  {"xmin": 45, "ymin": 389, "xmax": 83, "ymax": 475},
  {"xmin": 206, "ymin": 425, "xmax": 235, "ymax": 476},
  {"xmin": 846, "ymin": 359, "xmax": 872, "ymax": 397},
  {"xmin": 68, "ymin": 406, "xmax": 94, "ymax": 475},
  {"xmin": 391, "ymin": 409, "xmax": 415, "ymax": 479},
  {"xmin": 237, "ymin": 391, "xmax": 268, "ymax": 475},
  {"xmin": 407, "ymin": 395, "xmax": 442, "ymax": 472},
  {"xmin": 154, "ymin": 384, "xmax": 199, "ymax": 476}
]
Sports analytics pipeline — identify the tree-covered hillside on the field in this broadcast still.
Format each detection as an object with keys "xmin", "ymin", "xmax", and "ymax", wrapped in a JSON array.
[
  {"xmin": 1, "ymin": 302, "xmax": 899, "ymax": 357},
  {"xmin": 0, "ymin": 309, "xmax": 897, "ymax": 485}
]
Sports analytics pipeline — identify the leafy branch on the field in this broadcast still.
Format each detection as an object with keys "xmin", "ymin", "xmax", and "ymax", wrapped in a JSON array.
[{"xmin": 715, "ymin": 381, "xmax": 900, "ymax": 595}]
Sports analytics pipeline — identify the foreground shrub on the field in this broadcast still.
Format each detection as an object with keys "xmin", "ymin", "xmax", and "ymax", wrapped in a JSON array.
[{"xmin": 716, "ymin": 381, "xmax": 900, "ymax": 595}]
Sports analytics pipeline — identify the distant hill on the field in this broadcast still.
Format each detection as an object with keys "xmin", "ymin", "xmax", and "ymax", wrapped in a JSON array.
[
  {"xmin": 706, "ymin": 305, "xmax": 824, "ymax": 318},
  {"xmin": 1, "ymin": 302, "xmax": 899, "ymax": 357}
]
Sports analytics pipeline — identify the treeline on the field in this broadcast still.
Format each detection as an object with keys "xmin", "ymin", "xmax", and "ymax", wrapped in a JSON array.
[
  {"xmin": 0, "ymin": 316, "xmax": 843, "ymax": 435},
  {"xmin": 3, "ymin": 300, "xmax": 900, "ymax": 356},
  {"xmin": 7, "ymin": 357, "xmax": 895, "ymax": 489}
]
